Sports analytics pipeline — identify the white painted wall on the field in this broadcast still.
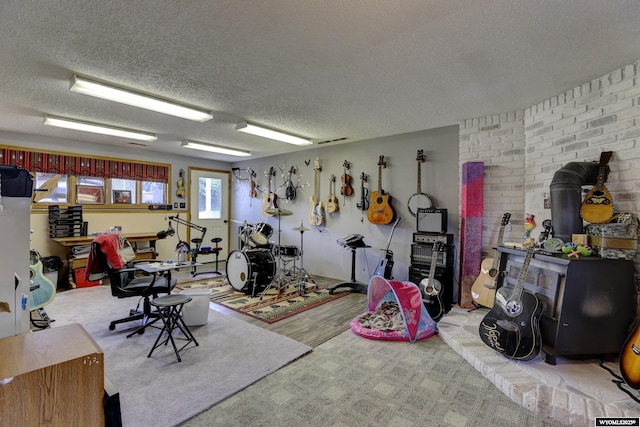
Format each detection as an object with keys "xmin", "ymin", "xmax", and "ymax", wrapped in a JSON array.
[{"xmin": 230, "ymin": 126, "xmax": 461, "ymax": 286}]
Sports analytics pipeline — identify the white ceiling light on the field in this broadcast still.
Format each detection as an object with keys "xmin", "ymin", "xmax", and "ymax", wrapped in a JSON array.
[
  {"xmin": 70, "ymin": 74, "xmax": 213, "ymax": 122},
  {"xmin": 181, "ymin": 140, "xmax": 251, "ymax": 157},
  {"xmin": 44, "ymin": 115, "xmax": 157, "ymax": 141},
  {"xmin": 235, "ymin": 121, "xmax": 312, "ymax": 146}
]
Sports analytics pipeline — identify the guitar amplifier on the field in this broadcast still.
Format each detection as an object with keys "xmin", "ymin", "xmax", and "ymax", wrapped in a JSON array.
[
  {"xmin": 413, "ymin": 232, "xmax": 453, "ymax": 245},
  {"xmin": 416, "ymin": 208, "xmax": 447, "ymax": 233},
  {"xmin": 410, "ymin": 243, "xmax": 453, "ymax": 268}
]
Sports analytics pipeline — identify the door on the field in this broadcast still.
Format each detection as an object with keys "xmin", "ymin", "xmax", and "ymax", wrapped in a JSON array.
[{"xmin": 188, "ymin": 167, "xmax": 230, "ymax": 268}]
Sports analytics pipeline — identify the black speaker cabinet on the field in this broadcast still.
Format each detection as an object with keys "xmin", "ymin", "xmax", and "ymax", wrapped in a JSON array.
[
  {"xmin": 416, "ymin": 208, "xmax": 448, "ymax": 233},
  {"xmin": 409, "ymin": 265, "xmax": 453, "ymax": 312}
]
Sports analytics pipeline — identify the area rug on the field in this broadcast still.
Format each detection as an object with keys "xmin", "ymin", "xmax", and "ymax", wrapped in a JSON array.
[
  {"xmin": 44, "ymin": 285, "xmax": 312, "ymax": 427},
  {"xmin": 177, "ymin": 276, "xmax": 348, "ymax": 324}
]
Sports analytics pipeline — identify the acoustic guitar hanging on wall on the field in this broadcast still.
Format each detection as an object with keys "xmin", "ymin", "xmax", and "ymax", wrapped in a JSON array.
[
  {"xmin": 367, "ymin": 155, "xmax": 395, "ymax": 225},
  {"xmin": 580, "ymin": 151, "xmax": 614, "ymax": 224}
]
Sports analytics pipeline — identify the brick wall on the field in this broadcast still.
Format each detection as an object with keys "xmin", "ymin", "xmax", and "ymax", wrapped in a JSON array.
[{"xmin": 460, "ymin": 60, "xmax": 640, "ymax": 269}]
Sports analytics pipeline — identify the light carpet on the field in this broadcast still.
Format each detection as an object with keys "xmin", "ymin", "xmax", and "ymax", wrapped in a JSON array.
[{"xmin": 44, "ymin": 285, "xmax": 312, "ymax": 427}]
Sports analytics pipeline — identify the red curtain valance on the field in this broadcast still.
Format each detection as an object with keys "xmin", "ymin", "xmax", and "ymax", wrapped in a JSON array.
[{"xmin": 0, "ymin": 147, "xmax": 169, "ymax": 183}]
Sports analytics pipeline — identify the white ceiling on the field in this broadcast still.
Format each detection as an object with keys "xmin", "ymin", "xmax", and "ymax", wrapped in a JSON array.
[{"xmin": 1, "ymin": 1, "xmax": 640, "ymax": 162}]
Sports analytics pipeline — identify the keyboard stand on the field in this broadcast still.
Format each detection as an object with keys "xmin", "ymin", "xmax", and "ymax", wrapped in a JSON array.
[{"xmin": 328, "ymin": 244, "xmax": 370, "ymax": 295}]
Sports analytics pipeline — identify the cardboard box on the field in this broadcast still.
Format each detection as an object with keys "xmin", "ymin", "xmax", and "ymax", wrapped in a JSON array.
[
  {"xmin": 586, "ymin": 213, "xmax": 638, "ymax": 260},
  {"xmin": 73, "ymin": 267, "xmax": 102, "ymax": 288}
]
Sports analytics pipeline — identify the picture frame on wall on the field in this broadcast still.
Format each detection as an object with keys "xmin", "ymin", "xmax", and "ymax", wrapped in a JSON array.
[
  {"xmin": 113, "ymin": 190, "xmax": 132, "ymax": 204},
  {"xmin": 76, "ymin": 185, "xmax": 104, "ymax": 204}
]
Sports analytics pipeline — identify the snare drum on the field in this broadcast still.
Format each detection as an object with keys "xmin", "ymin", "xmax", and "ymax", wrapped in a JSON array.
[
  {"xmin": 225, "ymin": 249, "xmax": 276, "ymax": 293},
  {"xmin": 275, "ymin": 245, "xmax": 300, "ymax": 258},
  {"xmin": 250, "ymin": 222, "xmax": 273, "ymax": 246}
]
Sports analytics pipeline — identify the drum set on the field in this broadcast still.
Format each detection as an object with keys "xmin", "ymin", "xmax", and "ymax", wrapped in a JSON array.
[{"xmin": 226, "ymin": 208, "xmax": 313, "ymax": 298}]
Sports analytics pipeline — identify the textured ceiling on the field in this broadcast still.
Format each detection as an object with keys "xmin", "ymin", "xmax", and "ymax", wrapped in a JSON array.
[{"xmin": 1, "ymin": 0, "xmax": 639, "ymax": 161}]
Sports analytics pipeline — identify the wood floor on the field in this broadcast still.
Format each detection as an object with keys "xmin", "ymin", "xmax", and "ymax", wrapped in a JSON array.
[{"xmin": 173, "ymin": 266, "xmax": 368, "ymax": 348}]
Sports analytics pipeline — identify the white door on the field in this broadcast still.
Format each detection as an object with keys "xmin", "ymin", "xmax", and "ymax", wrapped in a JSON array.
[{"xmin": 188, "ymin": 167, "xmax": 230, "ymax": 269}]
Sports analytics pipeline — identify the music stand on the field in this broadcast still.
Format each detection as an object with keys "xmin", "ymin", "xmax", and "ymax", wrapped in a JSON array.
[{"xmin": 328, "ymin": 236, "xmax": 370, "ymax": 294}]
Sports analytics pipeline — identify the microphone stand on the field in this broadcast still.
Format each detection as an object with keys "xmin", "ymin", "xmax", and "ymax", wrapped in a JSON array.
[{"xmin": 168, "ymin": 214, "xmax": 208, "ymax": 276}]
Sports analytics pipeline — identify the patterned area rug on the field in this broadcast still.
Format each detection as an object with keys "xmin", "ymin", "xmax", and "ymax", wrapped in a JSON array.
[{"xmin": 177, "ymin": 276, "xmax": 348, "ymax": 324}]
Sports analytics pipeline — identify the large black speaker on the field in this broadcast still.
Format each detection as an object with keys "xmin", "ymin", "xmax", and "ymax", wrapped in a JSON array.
[{"xmin": 409, "ymin": 265, "xmax": 453, "ymax": 312}]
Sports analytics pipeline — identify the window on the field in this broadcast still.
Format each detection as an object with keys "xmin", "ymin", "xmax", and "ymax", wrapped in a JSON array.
[
  {"xmin": 198, "ymin": 176, "xmax": 221, "ymax": 219},
  {"xmin": 33, "ymin": 172, "xmax": 167, "ymax": 208},
  {"xmin": 34, "ymin": 173, "xmax": 68, "ymax": 203},
  {"xmin": 111, "ymin": 179, "xmax": 137, "ymax": 204}
]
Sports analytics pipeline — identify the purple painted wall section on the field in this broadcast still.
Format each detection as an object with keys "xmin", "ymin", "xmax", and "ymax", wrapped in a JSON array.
[{"xmin": 459, "ymin": 162, "xmax": 483, "ymax": 308}]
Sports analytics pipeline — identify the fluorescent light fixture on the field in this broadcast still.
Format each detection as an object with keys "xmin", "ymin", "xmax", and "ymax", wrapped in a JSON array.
[
  {"xmin": 70, "ymin": 74, "xmax": 213, "ymax": 122},
  {"xmin": 44, "ymin": 115, "xmax": 157, "ymax": 141},
  {"xmin": 235, "ymin": 121, "xmax": 312, "ymax": 146},
  {"xmin": 181, "ymin": 140, "xmax": 251, "ymax": 157}
]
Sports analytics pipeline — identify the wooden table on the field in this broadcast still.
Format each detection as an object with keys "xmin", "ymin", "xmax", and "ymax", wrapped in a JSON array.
[{"xmin": 52, "ymin": 232, "xmax": 160, "ymax": 287}]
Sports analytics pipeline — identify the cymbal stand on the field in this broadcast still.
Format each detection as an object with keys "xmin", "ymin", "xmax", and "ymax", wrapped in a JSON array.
[
  {"xmin": 295, "ymin": 223, "xmax": 314, "ymax": 294},
  {"xmin": 259, "ymin": 213, "xmax": 287, "ymax": 299}
]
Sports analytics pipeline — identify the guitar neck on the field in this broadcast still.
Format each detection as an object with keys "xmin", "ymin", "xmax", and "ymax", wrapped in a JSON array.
[
  {"xmin": 428, "ymin": 250, "xmax": 439, "ymax": 281},
  {"xmin": 490, "ymin": 226, "xmax": 507, "ymax": 270},
  {"xmin": 513, "ymin": 247, "xmax": 535, "ymax": 301},
  {"xmin": 377, "ymin": 164, "xmax": 383, "ymax": 194},
  {"xmin": 416, "ymin": 161, "xmax": 421, "ymax": 193}
]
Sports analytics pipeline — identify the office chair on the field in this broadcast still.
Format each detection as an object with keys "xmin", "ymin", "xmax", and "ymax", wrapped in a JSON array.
[{"xmin": 86, "ymin": 235, "xmax": 177, "ymax": 336}]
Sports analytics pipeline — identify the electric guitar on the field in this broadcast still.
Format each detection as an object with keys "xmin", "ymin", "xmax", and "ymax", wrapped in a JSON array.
[
  {"xmin": 420, "ymin": 242, "xmax": 445, "ymax": 322},
  {"xmin": 471, "ymin": 212, "xmax": 511, "ymax": 308},
  {"xmin": 367, "ymin": 155, "xmax": 395, "ymax": 225},
  {"xmin": 580, "ymin": 151, "xmax": 614, "ymax": 224},
  {"xmin": 356, "ymin": 172, "xmax": 369, "ymax": 211},
  {"xmin": 374, "ymin": 216, "xmax": 401, "ymax": 279},
  {"xmin": 479, "ymin": 245, "xmax": 543, "ymax": 361},
  {"xmin": 262, "ymin": 167, "xmax": 278, "ymax": 216},
  {"xmin": 620, "ymin": 319, "xmax": 640, "ymax": 389},
  {"xmin": 407, "ymin": 150, "xmax": 433, "ymax": 217},
  {"xmin": 29, "ymin": 250, "xmax": 56, "ymax": 311},
  {"xmin": 326, "ymin": 174, "xmax": 339, "ymax": 213},
  {"xmin": 309, "ymin": 158, "xmax": 325, "ymax": 226}
]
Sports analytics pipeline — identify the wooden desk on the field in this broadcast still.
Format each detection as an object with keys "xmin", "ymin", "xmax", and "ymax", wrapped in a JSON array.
[
  {"xmin": 53, "ymin": 232, "xmax": 160, "ymax": 286},
  {"xmin": 0, "ymin": 323, "xmax": 104, "ymax": 426}
]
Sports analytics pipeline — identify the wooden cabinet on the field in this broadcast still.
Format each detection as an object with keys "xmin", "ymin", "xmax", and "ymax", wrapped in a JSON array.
[
  {"xmin": 497, "ymin": 246, "xmax": 636, "ymax": 364},
  {"xmin": 0, "ymin": 324, "xmax": 104, "ymax": 426}
]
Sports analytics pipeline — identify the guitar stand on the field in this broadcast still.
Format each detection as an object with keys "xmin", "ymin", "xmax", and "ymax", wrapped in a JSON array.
[{"xmin": 328, "ymin": 245, "xmax": 370, "ymax": 295}]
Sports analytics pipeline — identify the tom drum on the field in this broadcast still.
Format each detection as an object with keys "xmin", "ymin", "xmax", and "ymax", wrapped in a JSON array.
[
  {"xmin": 225, "ymin": 249, "xmax": 276, "ymax": 293},
  {"xmin": 250, "ymin": 222, "xmax": 274, "ymax": 246}
]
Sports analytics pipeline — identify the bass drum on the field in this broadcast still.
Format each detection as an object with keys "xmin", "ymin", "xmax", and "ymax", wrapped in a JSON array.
[{"xmin": 225, "ymin": 249, "xmax": 276, "ymax": 294}]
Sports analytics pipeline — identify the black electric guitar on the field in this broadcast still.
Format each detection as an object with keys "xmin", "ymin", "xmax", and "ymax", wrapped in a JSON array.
[
  {"xmin": 471, "ymin": 212, "xmax": 511, "ymax": 308},
  {"xmin": 29, "ymin": 250, "xmax": 56, "ymax": 311},
  {"xmin": 479, "ymin": 245, "xmax": 543, "ymax": 361},
  {"xmin": 420, "ymin": 242, "xmax": 445, "ymax": 322},
  {"xmin": 356, "ymin": 172, "xmax": 369, "ymax": 211},
  {"xmin": 374, "ymin": 216, "xmax": 401, "ymax": 279}
]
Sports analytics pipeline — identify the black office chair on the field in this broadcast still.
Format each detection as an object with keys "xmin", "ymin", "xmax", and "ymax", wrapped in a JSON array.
[{"xmin": 86, "ymin": 238, "xmax": 177, "ymax": 336}]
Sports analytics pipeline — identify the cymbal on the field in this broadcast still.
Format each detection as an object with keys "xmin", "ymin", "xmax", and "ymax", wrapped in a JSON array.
[
  {"xmin": 292, "ymin": 225, "xmax": 311, "ymax": 231},
  {"xmin": 266, "ymin": 208, "xmax": 293, "ymax": 216}
]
